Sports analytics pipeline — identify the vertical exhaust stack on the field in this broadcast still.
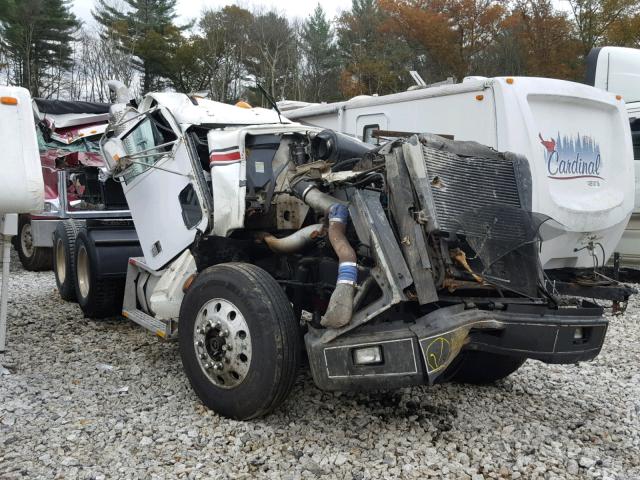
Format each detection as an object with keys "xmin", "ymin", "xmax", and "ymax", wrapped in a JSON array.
[{"xmin": 321, "ymin": 204, "xmax": 358, "ymax": 329}]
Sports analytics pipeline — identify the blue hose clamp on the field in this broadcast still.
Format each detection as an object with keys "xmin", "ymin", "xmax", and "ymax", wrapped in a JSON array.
[{"xmin": 329, "ymin": 203, "xmax": 349, "ymax": 224}]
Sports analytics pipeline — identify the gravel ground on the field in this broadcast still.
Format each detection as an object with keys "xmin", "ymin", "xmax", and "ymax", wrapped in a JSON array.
[{"xmin": 1, "ymin": 249, "xmax": 639, "ymax": 480}]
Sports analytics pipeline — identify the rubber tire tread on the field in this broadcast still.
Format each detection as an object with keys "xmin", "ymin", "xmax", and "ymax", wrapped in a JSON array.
[
  {"xmin": 74, "ymin": 231, "xmax": 125, "ymax": 319},
  {"xmin": 53, "ymin": 220, "xmax": 83, "ymax": 301},
  {"xmin": 179, "ymin": 262, "xmax": 300, "ymax": 420},
  {"xmin": 451, "ymin": 351, "xmax": 526, "ymax": 384},
  {"xmin": 16, "ymin": 216, "xmax": 52, "ymax": 271}
]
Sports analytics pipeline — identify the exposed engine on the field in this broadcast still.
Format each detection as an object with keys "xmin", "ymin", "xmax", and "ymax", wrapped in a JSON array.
[{"xmin": 194, "ymin": 129, "xmax": 557, "ymax": 333}]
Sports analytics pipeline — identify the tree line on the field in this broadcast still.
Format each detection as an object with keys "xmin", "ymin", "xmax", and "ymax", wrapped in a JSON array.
[{"xmin": 1, "ymin": 0, "xmax": 639, "ymax": 103}]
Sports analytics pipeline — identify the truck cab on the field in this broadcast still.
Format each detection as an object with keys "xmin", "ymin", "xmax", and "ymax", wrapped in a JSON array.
[{"xmin": 586, "ymin": 46, "xmax": 640, "ymax": 266}]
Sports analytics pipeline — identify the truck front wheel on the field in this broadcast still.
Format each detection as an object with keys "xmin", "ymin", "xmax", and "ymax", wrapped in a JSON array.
[
  {"xmin": 16, "ymin": 216, "xmax": 52, "ymax": 271},
  {"xmin": 179, "ymin": 263, "xmax": 301, "ymax": 420},
  {"xmin": 74, "ymin": 231, "xmax": 125, "ymax": 318},
  {"xmin": 450, "ymin": 351, "xmax": 526, "ymax": 384}
]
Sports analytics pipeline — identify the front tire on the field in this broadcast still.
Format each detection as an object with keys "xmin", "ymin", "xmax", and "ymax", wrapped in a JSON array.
[
  {"xmin": 179, "ymin": 263, "xmax": 301, "ymax": 420},
  {"xmin": 451, "ymin": 351, "xmax": 526, "ymax": 384},
  {"xmin": 53, "ymin": 220, "xmax": 84, "ymax": 301},
  {"xmin": 74, "ymin": 230, "xmax": 125, "ymax": 318},
  {"xmin": 16, "ymin": 216, "xmax": 52, "ymax": 271}
]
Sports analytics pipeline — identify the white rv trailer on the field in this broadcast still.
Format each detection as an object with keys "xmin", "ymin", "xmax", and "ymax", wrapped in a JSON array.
[
  {"xmin": 284, "ymin": 77, "xmax": 636, "ymax": 274},
  {"xmin": 586, "ymin": 46, "xmax": 640, "ymax": 266},
  {"xmin": 0, "ymin": 86, "xmax": 45, "ymax": 351}
]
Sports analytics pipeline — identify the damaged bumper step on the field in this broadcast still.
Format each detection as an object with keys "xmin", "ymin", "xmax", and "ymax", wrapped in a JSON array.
[{"xmin": 305, "ymin": 303, "xmax": 607, "ymax": 391}]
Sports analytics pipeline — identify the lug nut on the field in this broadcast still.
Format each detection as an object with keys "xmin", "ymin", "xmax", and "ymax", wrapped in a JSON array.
[
  {"xmin": 222, "ymin": 344, "xmax": 232, "ymax": 352},
  {"xmin": 213, "ymin": 362, "xmax": 224, "ymax": 371},
  {"xmin": 219, "ymin": 329, "xmax": 229, "ymax": 338},
  {"xmin": 197, "ymin": 340, "xmax": 204, "ymax": 347}
]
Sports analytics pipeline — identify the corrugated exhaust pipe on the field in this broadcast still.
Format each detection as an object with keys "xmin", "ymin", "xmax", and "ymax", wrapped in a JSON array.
[
  {"xmin": 257, "ymin": 224, "xmax": 325, "ymax": 254},
  {"xmin": 321, "ymin": 204, "xmax": 357, "ymax": 329}
]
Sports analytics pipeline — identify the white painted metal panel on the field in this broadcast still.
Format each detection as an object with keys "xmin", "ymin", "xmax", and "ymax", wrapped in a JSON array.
[{"xmin": 0, "ymin": 86, "xmax": 44, "ymax": 214}]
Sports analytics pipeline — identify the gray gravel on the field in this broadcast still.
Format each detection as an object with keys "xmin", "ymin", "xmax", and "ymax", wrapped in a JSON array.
[{"xmin": 1, "ymin": 249, "xmax": 639, "ymax": 479}]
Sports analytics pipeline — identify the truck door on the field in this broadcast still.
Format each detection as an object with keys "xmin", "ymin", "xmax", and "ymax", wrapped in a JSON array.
[
  {"xmin": 356, "ymin": 114, "xmax": 388, "ymax": 144},
  {"xmin": 107, "ymin": 106, "xmax": 209, "ymax": 270}
]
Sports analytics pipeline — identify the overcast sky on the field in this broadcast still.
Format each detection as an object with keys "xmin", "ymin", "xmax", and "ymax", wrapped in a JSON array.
[{"xmin": 72, "ymin": 0, "xmax": 348, "ymax": 28}]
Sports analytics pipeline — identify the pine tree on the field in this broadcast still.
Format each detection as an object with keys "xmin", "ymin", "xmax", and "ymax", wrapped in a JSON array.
[
  {"xmin": 301, "ymin": 4, "xmax": 340, "ymax": 102},
  {"xmin": 93, "ymin": 0, "xmax": 184, "ymax": 93},
  {"xmin": 0, "ymin": 0, "xmax": 79, "ymax": 97}
]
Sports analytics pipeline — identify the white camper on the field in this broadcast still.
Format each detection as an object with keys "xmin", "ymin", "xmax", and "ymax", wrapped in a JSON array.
[
  {"xmin": 284, "ymin": 77, "xmax": 636, "ymax": 274},
  {"xmin": 586, "ymin": 46, "xmax": 640, "ymax": 266},
  {"xmin": 0, "ymin": 86, "xmax": 45, "ymax": 351}
]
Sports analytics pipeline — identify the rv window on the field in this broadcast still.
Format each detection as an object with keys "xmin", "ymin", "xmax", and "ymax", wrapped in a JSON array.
[
  {"xmin": 121, "ymin": 110, "xmax": 178, "ymax": 183},
  {"xmin": 362, "ymin": 124, "xmax": 379, "ymax": 144},
  {"xmin": 631, "ymin": 118, "xmax": 640, "ymax": 161}
]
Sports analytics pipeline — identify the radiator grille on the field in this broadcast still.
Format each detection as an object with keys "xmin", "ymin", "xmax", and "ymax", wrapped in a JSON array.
[{"xmin": 422, "ymin": 145, "xmax": 525, "ymax": 240}]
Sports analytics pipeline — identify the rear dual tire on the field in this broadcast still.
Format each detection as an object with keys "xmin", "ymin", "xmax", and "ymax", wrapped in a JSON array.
[
  {"xmin": 179, "ymin": 263, "xmax": 301, "ymax": 420},
  {"xmin": 53, "ymin": 220, "xmax": 84, "ymax": 301},
  {"xmin": 74, "ymin": 230, "xmax": 125, "ymax": 319}
]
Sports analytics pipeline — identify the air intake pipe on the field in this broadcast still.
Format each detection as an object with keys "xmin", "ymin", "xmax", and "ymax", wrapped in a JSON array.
[
  {"xmin": 291, "ymin": 180, "xmax": 358, "ymax": 328},
  {"xmin": 321, "ymin": 204, "xmax": 357, "ymax": 329},
  {"xmin": 291, "ymin": 179, "xmax": 347, "ymax": 213}
]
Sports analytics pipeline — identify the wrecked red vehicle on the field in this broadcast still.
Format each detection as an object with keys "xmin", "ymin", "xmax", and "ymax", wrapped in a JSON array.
[{"xmin": 14, "ymin": 99, "xmax": 132, "ymax": 297}]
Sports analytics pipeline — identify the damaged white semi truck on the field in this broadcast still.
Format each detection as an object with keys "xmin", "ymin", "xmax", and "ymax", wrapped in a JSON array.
[{"xmin": 63, "ymin": 80, "xmax": 626, "ymax": 420}]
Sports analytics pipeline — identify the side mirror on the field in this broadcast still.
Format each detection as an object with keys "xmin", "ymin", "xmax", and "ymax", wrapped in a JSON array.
[{"xmin": 101, "ymin": 137, "xmax": 128, "ymax": 172}]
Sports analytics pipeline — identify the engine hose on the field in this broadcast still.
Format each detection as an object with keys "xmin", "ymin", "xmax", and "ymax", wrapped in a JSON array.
[
  {"xmin": 291, "ymin": 179, "xmax": 347, "ymax": 214},
  {"xmin": 321, "ymin": 204, "xmax": 358, "ymax": 329},
  {"xmin": 257, "ymin": 223, "xmax": 325, "ymax": 254}
]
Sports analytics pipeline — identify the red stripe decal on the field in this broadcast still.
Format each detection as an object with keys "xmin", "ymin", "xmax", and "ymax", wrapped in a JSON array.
[{"xmin": 210, "ymin": 151, "xmax": 241, "ymax": 162}]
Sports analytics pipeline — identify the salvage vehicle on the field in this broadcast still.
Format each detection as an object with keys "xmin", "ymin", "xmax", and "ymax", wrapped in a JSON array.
[
  {"xmin": 586, "ymin": 46, "xmax": 640, "ymax": 267},
  {"xmin": 77, "ymin": 87, "xmax": 612, "ymax": 420},
  {"xmin": 14, "ymin": 99, "xmax": 131, "ymax": 275},
  {"xmin": 283, "ymin": 77, "xmax": 636, "ymax": 304}
]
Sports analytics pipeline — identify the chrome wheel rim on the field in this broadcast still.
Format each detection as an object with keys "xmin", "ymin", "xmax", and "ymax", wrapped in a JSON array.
[
  {"xmin": 193, "ymin": 298, "xmax": 252, "ymax": 389},
  {"xmin": 20, "ymin": 223, "xmax": 34, "ymax": 257},
  {"xmin": 55, "ymin": 238, "xmax": 66, "ymax": 283},
  {"xmin": 77, "ymin": 246, "xmax": 90, "ymax": 299}
]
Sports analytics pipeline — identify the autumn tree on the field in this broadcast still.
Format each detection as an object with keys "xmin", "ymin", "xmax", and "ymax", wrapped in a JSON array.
[
  {"xmin": 604, "ymin": 12, "xmax": 640, "ymax": 47},
  {"xmin": 499, "ymin": 0, "xmax": 582, "ymax": 79},
  {"xmin": 566, "ymin": 0, "xmax": 640, "ymax": 55},
  {"xmin": 0, "ymin": 0, "xmax": 79, "ymax": 97},
  {"xmin": 381, "ymin": 0, "xmax": 508, "ymax": 81}
]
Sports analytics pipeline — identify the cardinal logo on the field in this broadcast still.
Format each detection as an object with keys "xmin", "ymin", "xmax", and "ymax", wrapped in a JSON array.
[{"xmin": 539, "ymin": 132, "xmax": 602, "ymax": 180}]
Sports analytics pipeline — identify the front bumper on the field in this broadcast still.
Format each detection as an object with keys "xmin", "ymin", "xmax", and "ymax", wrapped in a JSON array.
[{"xmin": 305, "ymin": 303, "xmax": 607, "ymax": 391}]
